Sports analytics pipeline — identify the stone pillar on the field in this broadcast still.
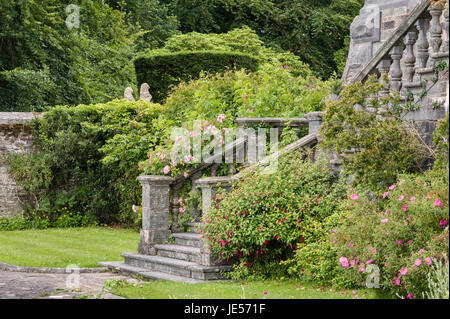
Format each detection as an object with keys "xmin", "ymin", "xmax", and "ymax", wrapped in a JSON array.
[
  {"xmin": 304, "ymin": 111, "xmax": 324, "ymax": 135},
  {"xmin": 137, "ymin": 175, "xmax": 174, "ymax": 255},
  {"xmin": 196, "ymin": 176, "xmax": 235, "ymax": 266}
]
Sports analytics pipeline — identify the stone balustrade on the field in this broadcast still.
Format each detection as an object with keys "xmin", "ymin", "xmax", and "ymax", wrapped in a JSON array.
[{"xmin": 136, "ymin": 112, "xmax": 324, "ymax": 265}]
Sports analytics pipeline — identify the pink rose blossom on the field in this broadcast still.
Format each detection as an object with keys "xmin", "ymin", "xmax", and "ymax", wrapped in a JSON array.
[
  {"xmin": 350, "ymin": 194, "xmax": 358, "ymax": 200},
  {"xmin": 381, "ymin": 218, "xmax": 389, "ymax": 224},
  {"xmin": 393, "ymin": 277, "xmax": 401, "ymax": 286},
  {"xmin": 425, "ymin": 258, "xmax": 432, "ymax": 266},
  {"xmin": 400, "ymin": 267, "xmax": 408, "ymax": 275},
  {"xmin": 410, "ymin": 196, "xmax": 416, "ymax": 203},
  {"xmin": 414, "ymin": 259, "xmax": 422, "ymax": 266},
  {"xmin": 163, "ymin": 165, "xmax": 170, "ymax": 175},
  {"xmin": 217, "ymin": 113, "xmax": 226, "ymax": 123},
  {"xmin": 398, "ymin": 195, "xmax": 405, "ymax": 201},
  {"xmin": 389, "ymin": 184, "xmax": 396, "ymax": 190},
  {"xmin": 382, "ymin": 192, "xmax": 389, "ymax": 198}
]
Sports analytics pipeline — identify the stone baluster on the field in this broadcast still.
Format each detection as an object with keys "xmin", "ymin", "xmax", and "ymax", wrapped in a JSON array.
[
  {"xmin": 210, "ymin": 163, "xmax": 220, "ymax": 177},
  {"xmin": 444, "ymin": 6, "xmax": 449, "ymax": 53},
  {"xmin": 137, "ymin": 176, "xmax": 174, "ymax": 255},
  {"xmin": 190, "ymin": 170, "xmax": 203, "ymax": 221},
  {"xmin": 415, "ymin": 17, "xmax": 430, "ymax": 70},
  {"xmin": 429, "ymin": 5, "xmax": 443, "ymax": 67},
  {"xmin": 171, "ymin": 182, "xmax": 183, "ymax": 232},
  {"xmin": 404, "ymin": 27, "xmax": 418, "ymax": 83},
  {"xmin": 388, "ymin": 43, "xmax": 404, "ymax": 93},
  {"xmin": 376, "ymin": 57, "xmax": 391, "ymax": 97}
]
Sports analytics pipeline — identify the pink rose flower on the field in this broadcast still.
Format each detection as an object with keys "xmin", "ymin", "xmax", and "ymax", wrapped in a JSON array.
[
  {"xmin": 350, "ymin": 194, "xmax": 358, "ymax": 200},
  {"xmin": 401, "ymin": 205, "xmax": 408, "ymax": 212},
  {"xmin": 163, "ymin": 165, "xmax": 170, "ymax": 174},
  {"xmin": 382, "ymin": 192, "xmax": 389, "ymax": 199},
  {"xmin": 389, "ymin": 184, "xmax": 396, "ymax": 190},
  {"xmin": 381, "ymin": 218, "xmax": 389, "ymax": 224},
  {"xmin": 425, "ymin": 257, "xmax": 432, "ymax": 266},
  {"xmin": 414, "ymin": 259, "xmax": 422, "ymax": 266},
  {"xmin": 398, "ymin": 195, "xmax": 405, "ymax": 201},
  {"xmin": 400, "ymin": 267, "xmax": 408, "ymax": 275}
]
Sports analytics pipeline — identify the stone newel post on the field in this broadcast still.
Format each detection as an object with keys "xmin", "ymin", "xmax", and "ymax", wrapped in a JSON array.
[
  {"xmin": 137, "ymin": 175, "xmax": 174, "ymax": 255},
  {"xmin": 196, "ymin": 176, "xmax": 235, "ymax": 266}
]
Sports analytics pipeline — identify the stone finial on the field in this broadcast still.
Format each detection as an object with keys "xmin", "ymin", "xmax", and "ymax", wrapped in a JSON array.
[
  {"xmin": 139, "ymin": 83, "xmax": 152, "ymax": 102},
  {"xmin": 124, "ymin": 87, "xmax": 135, "ymax": 102}
]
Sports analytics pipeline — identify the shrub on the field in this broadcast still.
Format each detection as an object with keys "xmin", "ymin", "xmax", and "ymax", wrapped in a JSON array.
[
  {"xmin": 320, "ymin": 76, "xmax": 431, "ymax": 190},
  {"xmin": 422, "ymin": 254, "xmax": 449, "ymax": 299},
  {"xmin": 0, "ymin": 207, "xmax": 95, "ymax": 231},
  {"xmin": 160, "ymin": 26, "xmax": 313, "ymax": 78},
  {"xmin": 6, "ymin": 99, "xmax": 166, "ymax": 224},
  {"xmin": 202, "ymin": 149, "xmax": 346, "ymax": 279},
  {"xmin": 330, "ymin": 166, "xmax": 449, "ymax": 298},
  {"xmin": 0, "ymin": 68, "xmax": 56, "ymax": 112},
  {"xmin": 433, "ymin": 114, "xmax": 449, "ymax": 170},
  {"xmin": 134, "ymin": 50, "xmax": 259, "ymax": 103}
]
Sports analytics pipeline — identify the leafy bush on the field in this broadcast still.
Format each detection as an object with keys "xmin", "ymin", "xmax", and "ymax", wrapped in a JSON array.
[
  {"xmin": 6, "ymin": 100, "xmax": 166, "ymax": 224},
  {"xmin": 134, "ymin": 50, "xmax": 259, "ymax": 103},
  {"xmin": 433, "ymin": 114, "xmax": 449, "ymax": 170},
  {"xmin": 202, "ymin": 149, "xmax": 346, "ymax": 279},
  {"xmin": 0, "ymin": 207, "xmax": 94, "ymax": 231},
  {"xmin": 0, "ymin": 68, "xmax": 56, "ymax": 112},
  {"xmin": 422, "ymin": 254, "xmax": 449, "ymax": 299},
  {"xmin": 330, "ymin": 166, "xmax": 449, "ymax": 298},
  {"xmin": 164, "ymin": 65, "xmax": 329, "ymax": 126},
  {"xmin": 320, "ymin": 76, "xmax": 430, "ymax": 190}
]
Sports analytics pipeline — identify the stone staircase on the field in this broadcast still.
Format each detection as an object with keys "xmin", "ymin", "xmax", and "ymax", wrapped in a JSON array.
[{"xmin": 100, "ymin": 223, "xmax": 233, "ymax": 283}]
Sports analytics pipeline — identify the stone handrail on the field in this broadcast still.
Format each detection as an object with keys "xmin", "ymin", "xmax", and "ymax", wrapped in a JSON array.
[{"xmin": 352, "ymin": 0, "xmax": 449, "ymax": 97}]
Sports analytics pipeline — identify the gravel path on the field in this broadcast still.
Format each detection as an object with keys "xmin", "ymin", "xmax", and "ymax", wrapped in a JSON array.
[{"xmin": 0, "ymin": 270, "xmax": 138, "ymax": 299}]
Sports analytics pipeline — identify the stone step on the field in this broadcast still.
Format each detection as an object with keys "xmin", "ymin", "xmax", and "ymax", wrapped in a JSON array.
[
  {"xmin": 184, "ymin": 222, "xmax": 202, "ymax": 234},
  {"xmin": 172, "ymin": 232, "xmax": 202, "ymax": 248},
  {"xmin": 121, "ymin": 252, "xmax": 232, "ymax": 280},
  {"xmin": 154, "ymin": 244, "xmax": 201, "ymax": 263},
  {"xmin": 99, "ymin": 261, "xmax": 204, "ymax": 284}
]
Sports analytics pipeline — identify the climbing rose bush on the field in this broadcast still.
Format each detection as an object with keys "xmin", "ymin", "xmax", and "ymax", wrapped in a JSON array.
[
  {"xmin": 202, "ymin": 150, "xmax": 346, "ymax": 279},
  {"xmin": 331, "ymin": 165, "xmax": 449, "ymax": 298}
]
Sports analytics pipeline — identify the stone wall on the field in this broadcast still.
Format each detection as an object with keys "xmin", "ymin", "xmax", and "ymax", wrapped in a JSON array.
[{"xmin": 0, "ymin": 113, "xmax": 41, "ymax": 218}]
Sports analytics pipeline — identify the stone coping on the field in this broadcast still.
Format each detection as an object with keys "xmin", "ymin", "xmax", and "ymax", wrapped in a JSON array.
[
  {"xmin": 0, "ymin": 261, "xmax": 108, "ymax": 274},
  {"xmin": 0, "ymin": 112, "xmax": 42, "ymax": 125},
  {"xmin": 195, "ymin": 176, "xmax": 237, "ymax": 187},
  {"xmin": 137, "ymin": 175, "xmax": 175, "ymax": 184},
  {"xmin": 235, "ymin": 117, "xmax": 308, "ymax": 127}
]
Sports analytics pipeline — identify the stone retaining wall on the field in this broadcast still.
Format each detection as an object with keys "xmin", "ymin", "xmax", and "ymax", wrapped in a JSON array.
[{"xmin": 0, "ymin": 112, "xmax": 41, "ymax": 218}]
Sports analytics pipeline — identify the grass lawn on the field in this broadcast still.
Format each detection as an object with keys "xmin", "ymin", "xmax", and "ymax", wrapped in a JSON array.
[
  {"xmin": 105, "ymin": 279, "xmax": 380, "ymax": 299},
  {"xmin": 0, "ymin": 227, "xmax": 139, "ymax": 268}
]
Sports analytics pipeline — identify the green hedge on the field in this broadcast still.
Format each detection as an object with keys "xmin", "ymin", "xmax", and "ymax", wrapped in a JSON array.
[{"xmin": 134, "ymin": 50, "xmax": 259, "ymax": 103}]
